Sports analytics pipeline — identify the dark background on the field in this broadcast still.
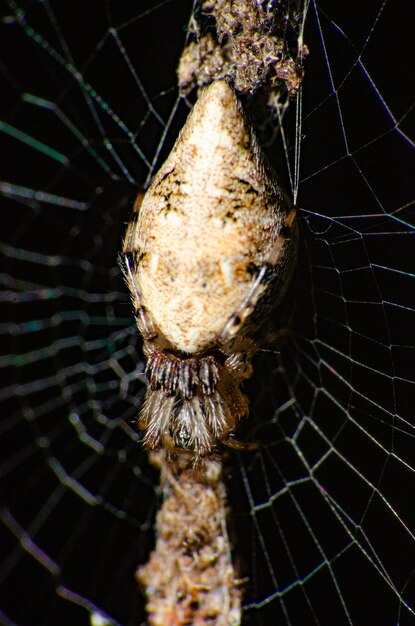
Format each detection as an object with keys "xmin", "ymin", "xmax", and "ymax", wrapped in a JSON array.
[{"xmin": 1, "ymin": 1, "xmax": 414, "ymax": 625}]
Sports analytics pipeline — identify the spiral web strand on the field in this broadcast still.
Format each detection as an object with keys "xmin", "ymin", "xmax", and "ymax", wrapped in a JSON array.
[{"xmin": 1, "ymin": 1, "xmax": 414, "ymax": 624}]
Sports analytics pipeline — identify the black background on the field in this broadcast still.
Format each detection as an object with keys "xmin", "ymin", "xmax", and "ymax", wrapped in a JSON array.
[{"xmin": 1, "ymin": 1, "xmax": 414, "ymax": 625}]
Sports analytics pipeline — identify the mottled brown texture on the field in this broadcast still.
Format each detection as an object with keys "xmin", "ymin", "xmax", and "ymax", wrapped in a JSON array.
[
  {"xmin": 136, "ymin": 451, "xmax": 243, "ymax": 626},
  {"xmin": 178, "ymin": 0, "xmax": 307, "ymax": 97}
]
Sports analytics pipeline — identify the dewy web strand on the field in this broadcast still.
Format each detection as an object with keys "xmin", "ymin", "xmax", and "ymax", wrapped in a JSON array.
[{"xmin": 0, "ymin": 1, "xmax": 414, "ymax": 625}]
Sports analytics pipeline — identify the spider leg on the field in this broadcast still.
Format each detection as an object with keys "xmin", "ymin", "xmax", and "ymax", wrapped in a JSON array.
[
  {"xmin": 221, "ymin": 436, "xmax": 259, "ymax": 452},
  {"xmin": 119, "ymin": 251, "xmax": 158, "ymax": 342},
  {"xmin": 120, "ymin": 192, "xmax": 162, "ymax": 342},
  {"xmin": 122, "ymin": 192, "xmax": 143, "ymax": 252},
  {"xmin": 219, "ymin": 208, "xmax": 297, "ymax": 345},
  {"xmin": 218, "ymin": 265, "xmax": 270, "ymax": 343}
]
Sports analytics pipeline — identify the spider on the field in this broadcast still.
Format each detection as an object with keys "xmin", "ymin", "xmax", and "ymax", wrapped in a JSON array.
[{"xmin": 120, "ymin": 80, "xmax": 297, "ymax": 458}]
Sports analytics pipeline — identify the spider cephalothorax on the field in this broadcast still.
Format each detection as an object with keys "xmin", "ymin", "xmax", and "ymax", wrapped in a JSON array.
[
  {"xmin": 121, "ymin": 80, "xmax": 297, "ymax": 458},
  {"xmin": 140, "ymin": 349, "xmax": 252, "ymax": 456}
]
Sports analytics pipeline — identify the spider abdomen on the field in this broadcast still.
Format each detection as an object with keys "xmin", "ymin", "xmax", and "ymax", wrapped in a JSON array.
[
  {"xmin": 124, "ymin": 81, "xmax": 293, "ymax": 355},
  {"xmin": 121, "ymin": 80, "xmax": 297, "ymax": 456}
]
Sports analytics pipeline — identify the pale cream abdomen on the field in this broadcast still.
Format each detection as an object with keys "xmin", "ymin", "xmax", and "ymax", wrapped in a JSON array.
[
  {"xmin": 121, "ymin": 80, "xmax": 297, "ymax": 456},
  {"xmin": 138, "ymin": 202, "xmax": 268, "ymax": 353},
  {"xmin": 126, "ymin": 80, "xmax": 289, "ymax": 354}
]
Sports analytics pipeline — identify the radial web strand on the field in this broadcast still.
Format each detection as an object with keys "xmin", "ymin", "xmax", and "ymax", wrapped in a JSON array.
[{"xmin": 0, "ymin": 1, "xmax": 414, "ymax": 624}]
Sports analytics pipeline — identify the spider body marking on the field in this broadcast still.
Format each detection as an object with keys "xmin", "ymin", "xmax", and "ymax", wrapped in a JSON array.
[{"xmin": 121, "ymin": 80, "xmax": 297, "ymax": 457}]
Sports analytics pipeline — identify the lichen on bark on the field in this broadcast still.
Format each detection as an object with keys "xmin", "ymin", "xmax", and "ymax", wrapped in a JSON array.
[
  {"xmin": 178, "ymin": 0, "xmax": 307, "ymax": 98},
  {"xmin": 137, "ymin": 451, "xmax": 243, "ymax": 626}
]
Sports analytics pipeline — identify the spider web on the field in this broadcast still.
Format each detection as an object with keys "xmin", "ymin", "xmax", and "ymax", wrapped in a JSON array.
[{"xmin": 1, "ymin": 1, "xmax": 414, "ymax": 625}]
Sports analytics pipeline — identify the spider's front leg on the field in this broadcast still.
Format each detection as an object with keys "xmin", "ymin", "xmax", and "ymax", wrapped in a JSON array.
[
  {"xmin": 219, "ymin": 207, "xmax": 298, "ymax": 347},
  {"xmin": 120, "ymin": 194, "xmax": 160, "ymax": 344}
]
